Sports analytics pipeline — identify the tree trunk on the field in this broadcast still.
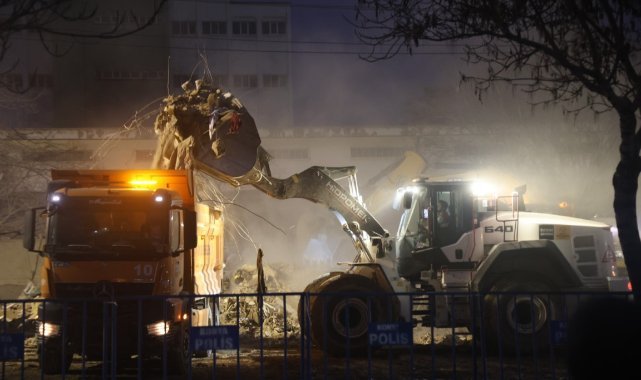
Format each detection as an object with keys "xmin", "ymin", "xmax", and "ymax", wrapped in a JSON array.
[{"xmin": 612, "ymin": 108, "xmax": 641, "ymax": 300}]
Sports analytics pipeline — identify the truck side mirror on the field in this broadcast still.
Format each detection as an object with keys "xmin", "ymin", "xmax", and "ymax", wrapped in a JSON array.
[
  {"xmin": 183, "ymin": 209, "xmax": 197, "ymax": 250},
  {"xmin": 23, "ymin": 208, "xmax": 44, "ymax": 253}
]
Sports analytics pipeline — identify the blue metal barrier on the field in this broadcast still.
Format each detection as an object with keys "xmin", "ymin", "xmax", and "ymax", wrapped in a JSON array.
[{"xmin": 0, "ymin": 290, "xmax": 633, "ymax": 379}]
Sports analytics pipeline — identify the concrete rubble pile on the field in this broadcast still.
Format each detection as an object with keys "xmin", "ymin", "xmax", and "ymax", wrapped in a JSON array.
[
  {"xmin": 220, "ymin": 264, "xmax": 301, "ymax": 342},
  {"xmin": 415, "ymin": 327, "xmax": 473, "ymax": 346},
  {"xmin": 0, "ymin": 283, "xmax": 43, "ymax": 357},
  {"xmin": 1, "ymin": 270, "xmax": 303, "ymax": 350}
]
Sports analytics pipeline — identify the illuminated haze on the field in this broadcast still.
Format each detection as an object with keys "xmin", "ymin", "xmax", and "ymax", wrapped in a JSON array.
[{"xmin": 205, "ymin": 2, "xmax": 621, "ymax": 290}]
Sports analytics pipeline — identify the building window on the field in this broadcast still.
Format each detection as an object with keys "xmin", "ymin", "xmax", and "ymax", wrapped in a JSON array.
[
  {"xmin": 0, "ymin": 74, "xmax": 23, "ymax": 91},
  {"xmin": 96, "ymin": 69, "xmax": 165, "ymax": 81},
  {"xmin": 232, "ymin": 20, "xmax": 257, "ymax": 36},
  {"xmin": 127, "ymin": 14, "xmax": 158, "ymax": 26},
  {"xmin": 233, "ymin": 74, "xmax": 258, "ymax": 88},
  {"xmin": 261, "ymin": 20, "xmax": 286, "ymax": 35},
  {"xmin": 135, "ymin": 150, "xmax": 155, "ymax": 162},
  {"xmin": 263, "ymin": 74, "xmax": 287, "ymax": 88},
  {"xmin": 211, "ymin": 75, "xmax": 228, "ymax": 88},
  {"xmin": 172, "ymin": 74, "xmax": 228, "ymax": 89},
  {"xmin": 144, "ymin": 71, "xmax": 163, "ymax": 80},
  {"xmin": 350, "ymin": 147, "xmax": 405, "ymax": 158},
  {"xmin": 92, "ymin": 11, "xmax": 121, "ymax": 25},
  {"xmin": 269, "ymin": 148, "xmax": 309, "ymax": 159},
  {"xmin": 173, "ymin": 74, "xmax": 191, "ymax": 89},
  {"xmin": 202, "ymin": 21, "xmax": 227, "ymax": 35},
  {"xmin": 94, "ymin": 11, "xmax": 158, "ymax": 26},
  {"xmin": 172, "ymin": 21, "xmax": 196, "ymax": 35},
  {"xmin": 25, "ymin": 150, "xmax": 93, "ymax": 162},
  {"xmin": 28, "ymin": 74, "xmax": 53, "ymax": 89}
]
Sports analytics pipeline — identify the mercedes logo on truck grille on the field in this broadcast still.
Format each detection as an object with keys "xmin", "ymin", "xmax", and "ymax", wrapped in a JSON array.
[{"xmin": 93, "ymin": 281, "xmax": 115, "ymax": 300}]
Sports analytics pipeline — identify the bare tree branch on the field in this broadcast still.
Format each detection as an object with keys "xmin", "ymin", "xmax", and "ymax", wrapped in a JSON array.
[
  {"xmin": 0, "ymin": 0, "xmax": 167, "ymax": 92},
  {"xmin": 354, "ymin": 0, "xmax": 641, "ymax": 298}
]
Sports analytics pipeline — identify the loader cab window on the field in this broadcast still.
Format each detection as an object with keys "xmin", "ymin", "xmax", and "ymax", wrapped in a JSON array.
[
  {"xmin": 435, "ymin": 191, "xmax": 455, "ymax": 245},
  {"xmin": 433, "ymin": 187, "xmax": 474, "ymax": 246},
  {"xmin": 397, "ymin": 184, "xmax": 474, "ymax": 249},
  {"xmin": 397, "ymin": 187, "xmax": 425, "ymax": 240}
]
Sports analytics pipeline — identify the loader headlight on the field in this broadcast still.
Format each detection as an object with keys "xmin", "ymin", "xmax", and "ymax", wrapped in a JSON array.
[
  {"xmin": 146, "ymin": 320, "xmax": 171, "ymax": 336},
  {"xmin": 38, "ymin": 322, "xmax": 60, "ymax": 337},
  {"xmin": 470, "ymin": 181, "xmax": 496, "ymax": 196}
]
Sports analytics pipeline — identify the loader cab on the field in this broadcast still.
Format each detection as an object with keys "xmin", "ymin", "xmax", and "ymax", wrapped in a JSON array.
[{"xmin": 396, "ymin": 179, "xmax": 474, "ymax": 250}]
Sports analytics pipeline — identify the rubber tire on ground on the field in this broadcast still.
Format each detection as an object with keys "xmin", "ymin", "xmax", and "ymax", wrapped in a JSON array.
[
  {"xmin": 304, "ymin": 274, "xmax": 390, "ymax": 357},
  {"xmin": 297, "ymin": 273, "xmax": 338, "ymax": 335},
  {"xmin": 39, "ymin": 340, "xmax": 73, "ymax": 375},
  {"xmin": 482, "ymin": 275, "xmax": 559, "ymax": 355}
]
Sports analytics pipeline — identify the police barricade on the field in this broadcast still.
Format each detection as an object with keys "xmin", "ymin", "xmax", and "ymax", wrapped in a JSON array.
[{"xmin": 0, "ymin": 290, "xmax": 634, "ymax": 379}]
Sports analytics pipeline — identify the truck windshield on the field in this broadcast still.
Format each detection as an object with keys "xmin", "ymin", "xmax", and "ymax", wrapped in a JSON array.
[{"xmin": 50, "ymin": 196, "xmax": 168, "ymax": 257}]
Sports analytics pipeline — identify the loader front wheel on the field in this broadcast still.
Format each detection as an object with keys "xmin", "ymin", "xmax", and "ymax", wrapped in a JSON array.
[{"xmin": 306, "ymin": 274, "xmax": 388, "ymax": 356}]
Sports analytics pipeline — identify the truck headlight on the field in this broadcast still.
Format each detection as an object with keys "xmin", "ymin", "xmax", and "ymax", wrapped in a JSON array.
[
  {"xmin": 146, "ymin": 321, "xmax": 170, "ymax": 336},
  {"xmin": 38, "ymin": 322, "xmax": 60, "ymax": 337}
]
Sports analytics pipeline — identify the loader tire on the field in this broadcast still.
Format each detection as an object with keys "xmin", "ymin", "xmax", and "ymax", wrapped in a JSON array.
[
  {"xmin": 304, "ymin": 274, "xmax": 388, "ymax": 357},
  {"xmin": 482, "ymin": 275, "xmax": 559, "ymax": 355},
  {"xmin": 297, "ymin": 272, "xmax": 342, "ymax": 338}
]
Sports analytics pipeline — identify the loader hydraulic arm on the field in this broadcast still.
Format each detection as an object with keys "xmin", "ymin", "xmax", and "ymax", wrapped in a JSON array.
[
  {"xmin": 150, "ymin": 81, "xmax": 387, "ymax": 259},
  {"xmin": 256, "ymin": 166, "xmax": 388, "ymax": 239},
  {"xmin": 194, "ymin": 154, "xmax": 388, "ymax": 241}
]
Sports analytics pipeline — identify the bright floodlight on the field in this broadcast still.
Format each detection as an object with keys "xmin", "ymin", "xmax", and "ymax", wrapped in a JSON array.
[{"xmin": 470, "ymin": 181, "xmax": 496, "ymax": 196}]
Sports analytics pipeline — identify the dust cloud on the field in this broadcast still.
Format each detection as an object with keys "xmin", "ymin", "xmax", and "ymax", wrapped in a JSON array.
[{"xmin": 213, "ymin": 183, "xmax": 358, "ymax": 293}]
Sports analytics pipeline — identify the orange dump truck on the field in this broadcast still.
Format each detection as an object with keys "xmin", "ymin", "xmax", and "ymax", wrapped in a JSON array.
[{"xmin": 22, "ymin": 169, "xmax": 223, "ymax": 374}]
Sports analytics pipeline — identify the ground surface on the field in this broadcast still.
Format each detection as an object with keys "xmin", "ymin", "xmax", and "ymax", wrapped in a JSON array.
[{"xmin": 0, "ymin": 332, "xmax": 570, "ymax": 379}]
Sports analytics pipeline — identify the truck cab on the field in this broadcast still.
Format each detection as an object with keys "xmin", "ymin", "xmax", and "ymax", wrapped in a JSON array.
[
  {"xmin": 22, "ymin": 170, "xmax": 219, "ymax": 374},
  {"xmin": 34, "ymin": 185, "xmax": 193, "ymax": 297}
]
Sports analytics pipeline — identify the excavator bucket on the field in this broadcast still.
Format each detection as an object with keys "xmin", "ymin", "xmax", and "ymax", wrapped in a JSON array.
[
  {"xmin": 151, "ymin": 80, "xmax": 388, "ymax": 257},
  {"xmin": 152, "ymin": 80, "xmax": 261, "ymax": 178},
  {"xmin": 190, "ymin": 107, "xmax": 261, "ymax": 177}
]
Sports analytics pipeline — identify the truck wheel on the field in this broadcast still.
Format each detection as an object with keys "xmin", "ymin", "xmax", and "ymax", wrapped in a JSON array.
[
  {"xmin": 39, "ymin": 340, "xmax": 72, "ymax": 375},
  {"xmin": 306, "ymin": 274, "xmax": 388, "ymax": 357},
  {"xmin": 483, "ymin": 277, "xmax": 559, "ymax": 355},
  {"xmin": 167, "ymin": 323, "xmax": 190, "ymax": 375}
]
